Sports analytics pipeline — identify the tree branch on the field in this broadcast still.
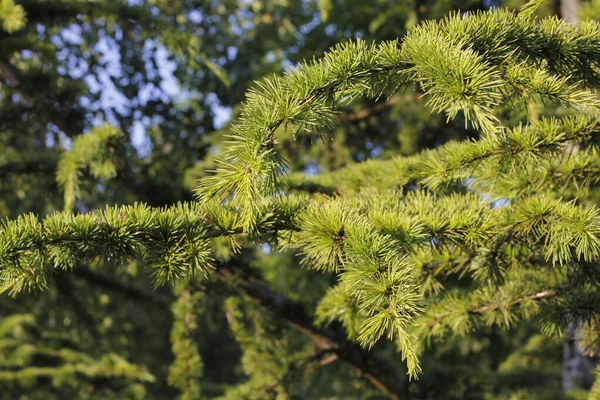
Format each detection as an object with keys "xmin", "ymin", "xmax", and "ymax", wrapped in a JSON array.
[
  {"xmin": 425, "ymin": 284, "xmax": 571, "ymax": 330},
  {"xmin": 214, "ymin": 260, "xmax": 408, "ymax": 400},
  {"xmin": 345, "ymin": 96, "xmax": 401, "ymax": 122},
  {"xmin": 69, "ymin": 259, "xmax": 408, "ymax": 399}
]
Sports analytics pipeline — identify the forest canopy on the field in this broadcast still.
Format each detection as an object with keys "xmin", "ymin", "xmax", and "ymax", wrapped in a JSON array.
[{"xmin": 1, "ymin": 0, "xmax": 600, "ymax": 399}]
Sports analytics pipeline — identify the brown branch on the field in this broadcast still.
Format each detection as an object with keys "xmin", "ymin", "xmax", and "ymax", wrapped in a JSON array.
[
  {"xmin": 45, "ymin": 251, "xmax": 406, "ymax": 397},
  {"xmin": 214, "ymin": 261, "xmax": 408, "ymax": 400},
  {"xmin": 68, "ymin": 257, "xmax": 408, "ymax": 399},
  {"xmin": 426, "ymin": 284, "xmax": 571, "ymax": 329},
  {"xmin": 471, "ymin": 286, "xmax": 567, "ymax": 314},
  {"xmin": 345, "ymin": 96, "xmax": 401, "ymax": 122},
  {"xmin": 0, "ymin": 61, "xmax": 23, "ymax": 88}
]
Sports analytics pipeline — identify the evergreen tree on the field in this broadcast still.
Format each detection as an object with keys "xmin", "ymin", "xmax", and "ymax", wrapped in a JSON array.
[
  {"xmin": 3, "ymin": 0, "xmax": 600, "ymax": 399},
  {"xmin": 1, "ymin": 1, "xmax": 497, "ymax": 398}
]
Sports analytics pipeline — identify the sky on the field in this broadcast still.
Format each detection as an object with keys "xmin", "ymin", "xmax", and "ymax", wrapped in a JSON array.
[
  {"xmin": 48, "ymin": 0, "xmax": 499, "ymax": 157},
  {"xmin": 49, "ymin": 5, "xmax": 234, "ymax": 155}
]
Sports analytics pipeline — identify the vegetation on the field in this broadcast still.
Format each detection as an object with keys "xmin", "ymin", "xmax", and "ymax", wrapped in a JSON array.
[{"xmin": 1, "ymin": 0, "xmax": 600, "ymax": 399}]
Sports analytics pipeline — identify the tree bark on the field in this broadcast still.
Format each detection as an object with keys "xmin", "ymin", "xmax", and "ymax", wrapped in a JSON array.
[
  {"xmin": 554, "ymin": 5, "xmax": 599, "ymax": 391},
  {"xmin": 562, "ymin": 322, "xmax": 595, "ymax": 392},
  {"xmin": 560, "ymin": 0, "xmax": 581, "ymax": 25},
  {"xmin": 553, "ymin": 3, "xmax": 597, "ymax": 393}
]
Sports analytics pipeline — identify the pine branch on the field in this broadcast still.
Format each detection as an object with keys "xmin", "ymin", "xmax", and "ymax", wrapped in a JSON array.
[
  {"xmin": 57, "ymin": 125, "xmax": 125, "ymax": 213},
  {"xmin": 414, "ymin": 269, "xmax": 571, "ymax": 341},
  {"xmin": 0, "ymin": 313, "xmax": 155, "ymax": 392},
  {"xmin": 0, "ymin": 198, "xmax": 303, "ymax": 294},
  {"xmin": 3, "ymin": 190, "xmax": 600, "ymax": 379},
  {"xmin": 199, "ymin": 8, "xmax": 600, "ymax": 226},
  {"xmin": 0, "ymin": 148, "xmax": 187, "ymax": 207},
  {"xmin": 520, "ymin": 0, "xmax": 546, "ymax": 19},
  {"xmin": 0, "ymin": 0, "xmax": 26, "ymax": 33},
  {"xmin": 196, "ymin": 39, "xmax": 410, "ymax": 228},
  {"xmin": 168, "ymin": 286, "xmax": 203, "ymax": 400},
  {"xmin": 429, "ymin": 285, "xmax": 566, "ymax": 326},
  {"xmin": 288, "ymin": 114, "xmax": 600, "ymax": 195},
  {"xmin": 345, "ymin": 96, "xmax": 401, "ymax": 122},
  {"xmin": 216, "ymin": 260, "xmax": 409, "ymax": 400},
  {"xmin": 2, "ymin": 5, "xmax": 600, "ymax": 386}
]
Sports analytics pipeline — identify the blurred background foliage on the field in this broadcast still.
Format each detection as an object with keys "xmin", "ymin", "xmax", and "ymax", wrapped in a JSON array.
[{"xmin": 0, "ymin": 0, "xmax": 599, "ymax": 399}]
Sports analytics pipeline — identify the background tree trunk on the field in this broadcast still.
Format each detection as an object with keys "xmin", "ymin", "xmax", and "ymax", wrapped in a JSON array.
[
  {"xmin": 555, "ymin": 3, "xmax": 598, "ymax": 394},
  {"xmin": 560, "ymin": 0, "xmax": 581, "ymax": 24},
  {"xmin": 562, "ymin": 323, "xmax": 594, "ymax": 392}
]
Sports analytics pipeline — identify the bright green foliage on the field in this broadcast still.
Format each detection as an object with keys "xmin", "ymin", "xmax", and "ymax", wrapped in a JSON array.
[
  {"xmin": 3, "ymin": 0, "xmax": 600, "ymax": 398},
  {"xmin": 56, "ymin": 125, "xmax": 125, "ymax": 212},
  {"xmin": 288, "ymin": 115, "xmax": 600, "ymax": 198},
  {"xmin": 318, "ymin": 0, "xmax": 333, "ymax": 22},
  {"xmin": 590, "ymin": 367, "xmax": 600, "ymax": 399},
  {"xmin": 219, "ymin": 296, "xmax": 316, "ymax": 400},
  {"xmin": 194, "ymin": 1, "xmax": 600, "ymax": 379},
  {"xmin": 581, "ymin": 0, "xmax": 600, "ymax": 20},
  {"xmin": 520, "ymin": 0, "xmax": 547, "ymax": 19},
  {"xmin": 168, "ymin": 286, "xmax": 204, "ymax": 400},
  {"xmin": 0, "ymin": 202, "xmax": 221, "ymax": 295},
  {"xmin": 198, "ymin": 7, "xmax": 600, "ymax": 226},
  {"xmin": 0, "ymin": 0, "xmax": 26, "ymax": 33},
  {"xmin": 0, "ymin": 314, "xmax": 154, "ymax": 399}
]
